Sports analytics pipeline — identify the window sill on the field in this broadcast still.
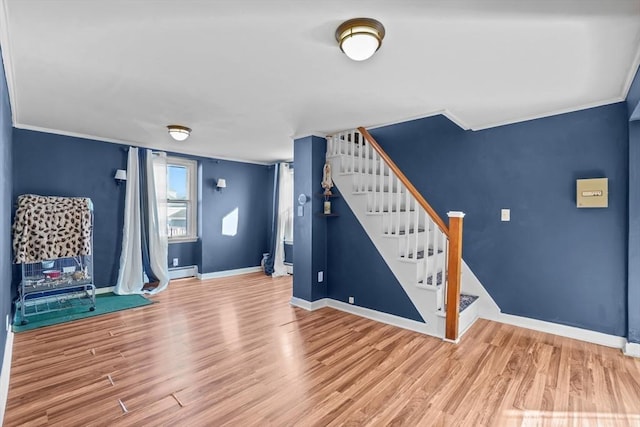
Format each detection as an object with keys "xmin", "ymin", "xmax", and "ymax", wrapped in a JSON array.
[{"xmin": 168, "ymin": 237, "xmax": 199, "ymax": 244}]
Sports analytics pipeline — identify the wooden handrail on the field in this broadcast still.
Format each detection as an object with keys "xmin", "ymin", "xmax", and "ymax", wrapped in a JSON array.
[{"xmin": 357, "ymin": 127, "xmax": 450, "ymax": 237}]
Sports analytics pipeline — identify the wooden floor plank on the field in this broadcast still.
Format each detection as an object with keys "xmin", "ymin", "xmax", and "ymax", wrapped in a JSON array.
[{"xmin": 4, "ymin": 273, "xmax": 640, "ymax": 426}]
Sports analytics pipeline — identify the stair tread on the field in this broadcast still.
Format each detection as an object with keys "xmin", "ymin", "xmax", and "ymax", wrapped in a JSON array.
[
  {"xmin": 436, "ymin": 294, "xmax": 480, "ymax": 316},
  {"xmin": 459, "ymin": 294, "xmax": 479, "ymax": 312}
]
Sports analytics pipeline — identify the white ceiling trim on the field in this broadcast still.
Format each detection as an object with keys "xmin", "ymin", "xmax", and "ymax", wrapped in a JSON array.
[
  {"xmin": 13, "ymin": 123, "xmax": 273, "ymax": 166},
  {"xmin": 622, "ymin": 42, "xmax": 640, "ymax": 100},
  {"xmin": 365, "ymin": 109, "xmax": 472, "ymax": 132},
  {"xmin": 469, "ymin": 96, "xmax": 626, "ymax": 131}
]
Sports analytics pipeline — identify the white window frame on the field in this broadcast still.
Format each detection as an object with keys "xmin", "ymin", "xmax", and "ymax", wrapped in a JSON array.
[{"xmin": 166, "ymin": 156, "xmax": 198, "ymax": 243}]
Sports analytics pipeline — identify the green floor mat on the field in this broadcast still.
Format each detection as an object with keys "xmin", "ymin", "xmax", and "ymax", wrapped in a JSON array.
[{"xmin": 13, "ymin": 292, "xmax": 153, "ymax": 333}]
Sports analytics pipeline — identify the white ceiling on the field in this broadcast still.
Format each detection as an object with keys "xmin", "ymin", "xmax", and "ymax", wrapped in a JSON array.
[{"xmin": 1, "ymin": 0, "xmax": 640, "ymax": 164}]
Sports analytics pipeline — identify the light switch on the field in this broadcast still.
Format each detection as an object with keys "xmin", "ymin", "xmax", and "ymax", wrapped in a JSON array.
[{"xmin": 501, "ymin": 209, "xmax": 510, "ymax": 222}]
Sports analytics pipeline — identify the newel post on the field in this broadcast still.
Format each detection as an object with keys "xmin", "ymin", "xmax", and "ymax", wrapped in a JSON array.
[{"xmin": 445, "ymin": 211, "xmax": 465, "ymax": 342}]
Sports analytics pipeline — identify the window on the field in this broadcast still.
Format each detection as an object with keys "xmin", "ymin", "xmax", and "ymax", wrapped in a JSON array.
[{"xmin": 166, "ymin": 156, "xmax": 197, "ymax": 242}]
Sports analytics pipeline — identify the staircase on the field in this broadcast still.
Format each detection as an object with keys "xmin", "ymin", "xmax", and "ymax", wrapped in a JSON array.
[{"xmin": 326, "ymin": 128, "xmax": 482, "ymax": 340}]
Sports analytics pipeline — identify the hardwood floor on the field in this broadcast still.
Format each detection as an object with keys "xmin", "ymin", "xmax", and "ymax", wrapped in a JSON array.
[{"xmin": 4, "ymin": 273, "xmax": 640, "ymax": 426}]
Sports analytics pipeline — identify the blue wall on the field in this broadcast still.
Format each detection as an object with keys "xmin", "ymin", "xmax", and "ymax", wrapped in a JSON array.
[
  {"xmin": 326, "ymin": 192, "xmax": 424, "ymax": 321},
  {"xmin": 627, "ymin": 65, "xmax": 640, "ymax": 343},
  {"xmin": 12, "ymin": 130, "xmax": 127, "ymax": 289},
  {"xmin": 12, "ymin": 129, "xmax": 271, "ymax": 287},
  {"xmin": 366, "ymin": 103, "xmax": 628, "ymax": 336},
  {"xmin": 293, "ymin": 136, "xmax": 328, "ymax": 301},
  {"xmin": 0, "ymin": 50, "xmax": 12, "ymax": 377},
  {"xmin": 198, "ymin": 157, "xmax": 271, "ymax": 273}
]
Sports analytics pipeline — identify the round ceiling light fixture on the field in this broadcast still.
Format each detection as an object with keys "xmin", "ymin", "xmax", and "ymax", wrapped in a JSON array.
[
  {"xmin": 335, "ymin": 18, "xmax": 385, "ymax": 61},
  {"xmin": 167, "ymin": 124, "xmax": 191, "ymax": 141}
]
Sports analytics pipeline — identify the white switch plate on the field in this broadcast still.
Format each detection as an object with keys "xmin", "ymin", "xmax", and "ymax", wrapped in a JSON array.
[
  {"xmin": 501, "ymin": 209, "xmax": 510, "ymax": 221},
  {"xmin": 348, "ymin": 296, "xmax": 354, "ymax": 304},
  {"xmin": 317, "ymin": 271, "xmax": 323, "ymax": 283},
  {"xmin": 172, "ymin": 258, "xmax": 179, "ymax": 267}
]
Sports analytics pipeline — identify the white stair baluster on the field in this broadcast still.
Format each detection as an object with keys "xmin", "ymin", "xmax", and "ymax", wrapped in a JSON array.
[
  {"xmin": 413, "ymin": 200, "xmax": 419, "ymax": 259},
  {"xmin": 422, "ymin": 214, "xmax": 430, "ymax": 286},
  {"xmin": 350, "ymin": 131, "xmax": 355, "ymax": 174},
  {"xmin": 395, "ymin": 177, "xmax": 401, "ymax": 236},
  {"xmin": 371, "ymin": 151, "xmax": 377, "ymax": 212},
  {"xmin": 404, "ymin": 189, "xmax": 410, "ymax": 257},
  {"xmin": 378, "ymin": 160, "xmax": 384, "ymax": 213},
  {"xmin": 358, "ymin": 133, "xmax": 364, "ymax": 192}
]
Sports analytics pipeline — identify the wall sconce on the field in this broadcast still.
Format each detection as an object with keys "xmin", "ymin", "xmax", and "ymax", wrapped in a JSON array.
[
  {"xmin": 114, "ymin": 169, "xmax": 127, "ymax": 185},
  {"xmin": 216, "ymin": 178, "xmax": 227, "ymax": 191}
]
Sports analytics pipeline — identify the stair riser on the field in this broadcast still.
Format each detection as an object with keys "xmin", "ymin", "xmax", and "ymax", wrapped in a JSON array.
[
  {"xmin": 393, "ymin": 232, "xmax": 443, "ymax": 256},
  {"xmin": 366, "ymin": 193, "xmax": 407, "ymax": 213},
  {"xmin": 381, "ymin": 213, "xmax": 426, "ymax": 234},
  {"xmin": 327, "ymin": 144, "xmax": 377, "ymax": 160},
  {"xmin": 352, "ymin": 181, "xmax": 403, "ymax": 193}
]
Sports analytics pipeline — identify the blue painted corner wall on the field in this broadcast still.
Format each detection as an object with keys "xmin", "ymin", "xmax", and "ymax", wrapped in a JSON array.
[
  {"xmin": 198, "ymin": 157, "xmax": 272, "ymax": 273},
  {"xmin": 0, "ymin": 49, "xmax": 13, "ymax": 378},
  {"xmin": 293, "ymin": 136, "xmax": 327, "ymax": 302},
  {"xmin": 627, "ymin": 64, "xmax": 640, "ymax": 343},
  {"xmin": 12, "ymin": 129, "xmax": 272, "ymax": 288},
  {"xmin": 12, "ymin": 130, "xmax": 128, "ymax": 290},
  {"xmin": 369, "ymin": 103, "xmax": 628, "ymax": 336}
]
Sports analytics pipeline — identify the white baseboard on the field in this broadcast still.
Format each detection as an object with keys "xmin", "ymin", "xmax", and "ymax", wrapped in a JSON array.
[
  {"xmin": 624, "ymin": 341, "xmax": 640, "ymax": 358},
  {"xmin": 197, "ymin": 266, "xmax": 262, "ymax": 280},
  {"xmin": 95, "ymin": 266, "xmax": 197, "ymax": 294},
  {"xmin": 169, "ymin": 265, "xmax": 197, "ymax": 279},
  {"xmin": 326, "ymin": 299, "xmax": 435, "ymax": 337},
  {"xmin": 0, "ymin": 330, "xmax": 14, "ymax": 425},
  {"xmin": 290, "ymin": 296, "xmax": 438, "ymax": 338},
  {"xmin": 289, "ymin": 297, "xmax": 328, "ymax": 311},
  {"xmin": 489, "ymin": 312, "xmax": 626, "ymax": 349}
]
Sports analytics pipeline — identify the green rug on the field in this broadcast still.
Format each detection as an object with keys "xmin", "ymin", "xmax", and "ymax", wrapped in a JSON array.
[{"xmin": 13, "ymin": 292, "xmax": 153, "ymax": 333}]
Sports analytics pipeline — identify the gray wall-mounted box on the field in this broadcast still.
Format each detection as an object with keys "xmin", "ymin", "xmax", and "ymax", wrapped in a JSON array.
[{"xmin": 577, "ymin": 178, "xmax": 608, "ymax": 208}]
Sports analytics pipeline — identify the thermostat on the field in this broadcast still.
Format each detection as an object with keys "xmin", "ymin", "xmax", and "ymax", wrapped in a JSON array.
[{"xmin": 577, "ymin": 178, "xmax": 608, "ymax": 208}]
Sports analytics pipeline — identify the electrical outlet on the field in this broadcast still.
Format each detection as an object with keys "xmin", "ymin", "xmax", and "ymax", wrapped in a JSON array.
[
  {"xmin": 172, "ymin": 258, "xmax": 179, "ymax": 267},
  {"xmin": 348, "ymin": 296, "xmax": 354, "ymax": 304},
  {"xmin": 317, "ymin": 271, "xmax": 323, "ymax": 283},
  {"xmin": 501, "ymin": 209, "xmax": 510, "ymax": 222}
]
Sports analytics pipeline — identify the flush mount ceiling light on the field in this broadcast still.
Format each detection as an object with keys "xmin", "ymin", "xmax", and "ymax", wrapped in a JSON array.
[
  {"xmin": 335, "ymin": 18, "xmax": 385, "ymax": 61},
  {"xmin": 167, "ymin": 125, "xmax": 191, "ymax": 141}
]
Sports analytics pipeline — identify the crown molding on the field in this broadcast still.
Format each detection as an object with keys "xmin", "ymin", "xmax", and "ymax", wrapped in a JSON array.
[{"xmin": 13, "ymin": 123, "xmax": 272, "ymax": 166}]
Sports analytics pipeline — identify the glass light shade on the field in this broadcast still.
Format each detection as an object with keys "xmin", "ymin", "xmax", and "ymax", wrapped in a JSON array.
[
  {"xmin": 167, "ymin": 125, "xmax": 191, "ymax": 141},
  {"xmin": 340, "ymin": 33, "xmax": 380, "ymax": 61},
  {"xmin": 216, "ymin": 178, "xmax": 227, "ymax": 188}
]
